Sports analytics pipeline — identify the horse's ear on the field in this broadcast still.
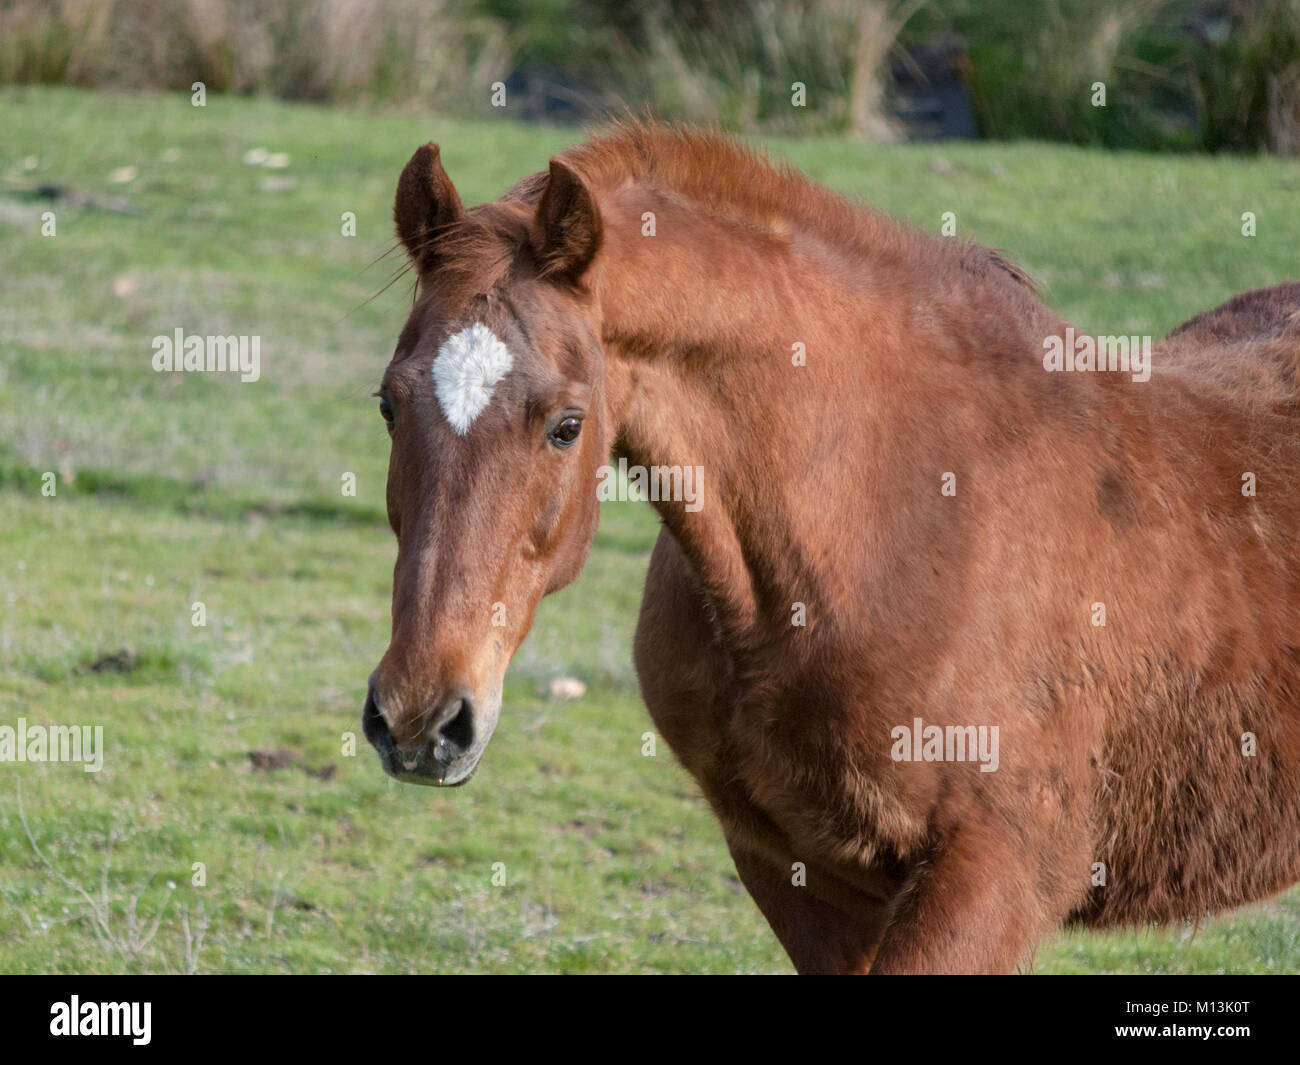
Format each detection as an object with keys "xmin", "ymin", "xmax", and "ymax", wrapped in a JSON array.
[
  {"xmin": 533, "ymin": 158, "xmax": 601, "ymax": 284},
  {"xmin": 393, "ymin": 143, "xmax": 465, "ymax": 273}
]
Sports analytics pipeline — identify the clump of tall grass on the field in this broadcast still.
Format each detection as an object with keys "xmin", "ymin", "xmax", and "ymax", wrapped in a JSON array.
[
  {"xmin": 0, "ymin": 0, "xmax": 510, "ymax": 111},
  {"xmin": 602, "ymin": 0, "xmax": 924, "ymax": 136},
  {"xmin": 965, "ymin": 0, "xmax": 1175, "ymax": 147},
  {"xmin": 1186, "ymin": 0, "xmax": 1300, "ymax": 153}
]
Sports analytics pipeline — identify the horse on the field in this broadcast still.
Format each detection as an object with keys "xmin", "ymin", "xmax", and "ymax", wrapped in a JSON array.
[{"xmin": 362, "ymin": 122, "xmax": 1300, "ymax": 973}]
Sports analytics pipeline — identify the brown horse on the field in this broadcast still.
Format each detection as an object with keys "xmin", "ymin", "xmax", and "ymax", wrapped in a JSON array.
[{"xmin": 363, "ymin": 123, "xmax": 1300, "ymax": 973}]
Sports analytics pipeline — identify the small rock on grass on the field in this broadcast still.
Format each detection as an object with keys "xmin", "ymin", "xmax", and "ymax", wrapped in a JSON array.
[{"xmin": 547, "ymin": 676, "xmax": 587, "ymax": 701}]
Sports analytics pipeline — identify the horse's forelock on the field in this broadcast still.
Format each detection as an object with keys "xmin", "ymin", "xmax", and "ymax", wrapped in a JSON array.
[{"xmin": 404, "ymin": 204, "xmax": 533, "ymax": 316}]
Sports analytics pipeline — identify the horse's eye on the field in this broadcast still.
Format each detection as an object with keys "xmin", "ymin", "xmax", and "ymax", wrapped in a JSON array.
[
  {"xmin": 548, "ymin": 416, "xmax": 582, "ymax": 449},
  {"xmin": 379, "ymin": 397, "xmax": 394, "ymax": 431}
]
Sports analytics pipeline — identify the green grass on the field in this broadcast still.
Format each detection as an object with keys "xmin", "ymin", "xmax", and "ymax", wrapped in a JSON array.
[{"xmin": 2, "ymin": 86, "xmax": 1298, "ymax": 973}]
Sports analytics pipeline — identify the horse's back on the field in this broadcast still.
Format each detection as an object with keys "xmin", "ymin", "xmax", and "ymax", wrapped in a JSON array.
[
  {"xmin": 1165, "ymin": 281, "xmax": 1300, "ymax": 345},
  {"xmin": 1153, "ymin": 282, "xmax": 1300, "ymax": 415}
]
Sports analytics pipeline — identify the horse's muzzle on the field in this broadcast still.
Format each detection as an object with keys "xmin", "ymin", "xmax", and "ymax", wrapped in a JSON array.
[{"xmin": 363, "ymin": 680, "xmax": 480, "ymax": 786}]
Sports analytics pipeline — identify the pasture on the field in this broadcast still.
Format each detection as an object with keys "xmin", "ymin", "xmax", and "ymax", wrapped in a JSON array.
[{"xmin": 1, "ymin": 85, "xmax": 1298, "ymax": 973}]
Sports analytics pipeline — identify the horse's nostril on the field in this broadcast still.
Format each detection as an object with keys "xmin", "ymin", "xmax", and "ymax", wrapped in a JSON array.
[
  {"xmin": 436, "ymin": 695, "xmax": 475, "ymax": 756},
  {"xmin": 362, "ymin": 684, "xmax": 393, "ymax": 753}
]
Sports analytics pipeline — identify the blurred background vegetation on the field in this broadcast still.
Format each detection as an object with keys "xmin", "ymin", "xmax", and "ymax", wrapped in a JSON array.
[{"xmin": 1, "ymin": 0, "xmax": 1298, "ymax": 151}]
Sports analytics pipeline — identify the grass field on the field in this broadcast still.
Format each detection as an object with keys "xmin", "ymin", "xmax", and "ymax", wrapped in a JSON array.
[{"xmin": 2, "ymin": 86, "xmax": 1299, "ymax": 973}]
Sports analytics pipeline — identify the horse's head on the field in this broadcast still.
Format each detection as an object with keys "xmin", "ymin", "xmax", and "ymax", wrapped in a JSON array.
[{"xmin": 364, "ymin": 144, "xmax": 608, "ymax": 786}]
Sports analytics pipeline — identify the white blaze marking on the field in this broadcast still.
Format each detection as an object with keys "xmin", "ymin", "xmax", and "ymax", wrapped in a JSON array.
[{"xmin": 432, "ymin": 323, "xmax": 514, "ymax": 434}]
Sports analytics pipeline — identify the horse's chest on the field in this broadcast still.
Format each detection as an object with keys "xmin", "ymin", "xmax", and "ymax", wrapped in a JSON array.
[{"xmin": 634, "ymin": 530, "xmax": 923, "ymax": 860}]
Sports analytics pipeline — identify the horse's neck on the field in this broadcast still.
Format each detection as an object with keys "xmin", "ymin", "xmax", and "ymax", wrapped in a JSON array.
[
  {"xmin": 592, "ymin": 196, "xmax": 884, "ymax": 641},
  {"xmin": 594, "ymin": 186, "xmax": 1062, "ymax": 645}
]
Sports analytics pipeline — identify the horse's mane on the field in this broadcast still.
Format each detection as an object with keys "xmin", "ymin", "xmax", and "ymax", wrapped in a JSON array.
[
  {"xmin": 560, "ymin": 120, "xmax": 841, "ymax": 235},
  {"xmin": 556, "ymin": 119, "xmax": 1038, "ymax": 296}
]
